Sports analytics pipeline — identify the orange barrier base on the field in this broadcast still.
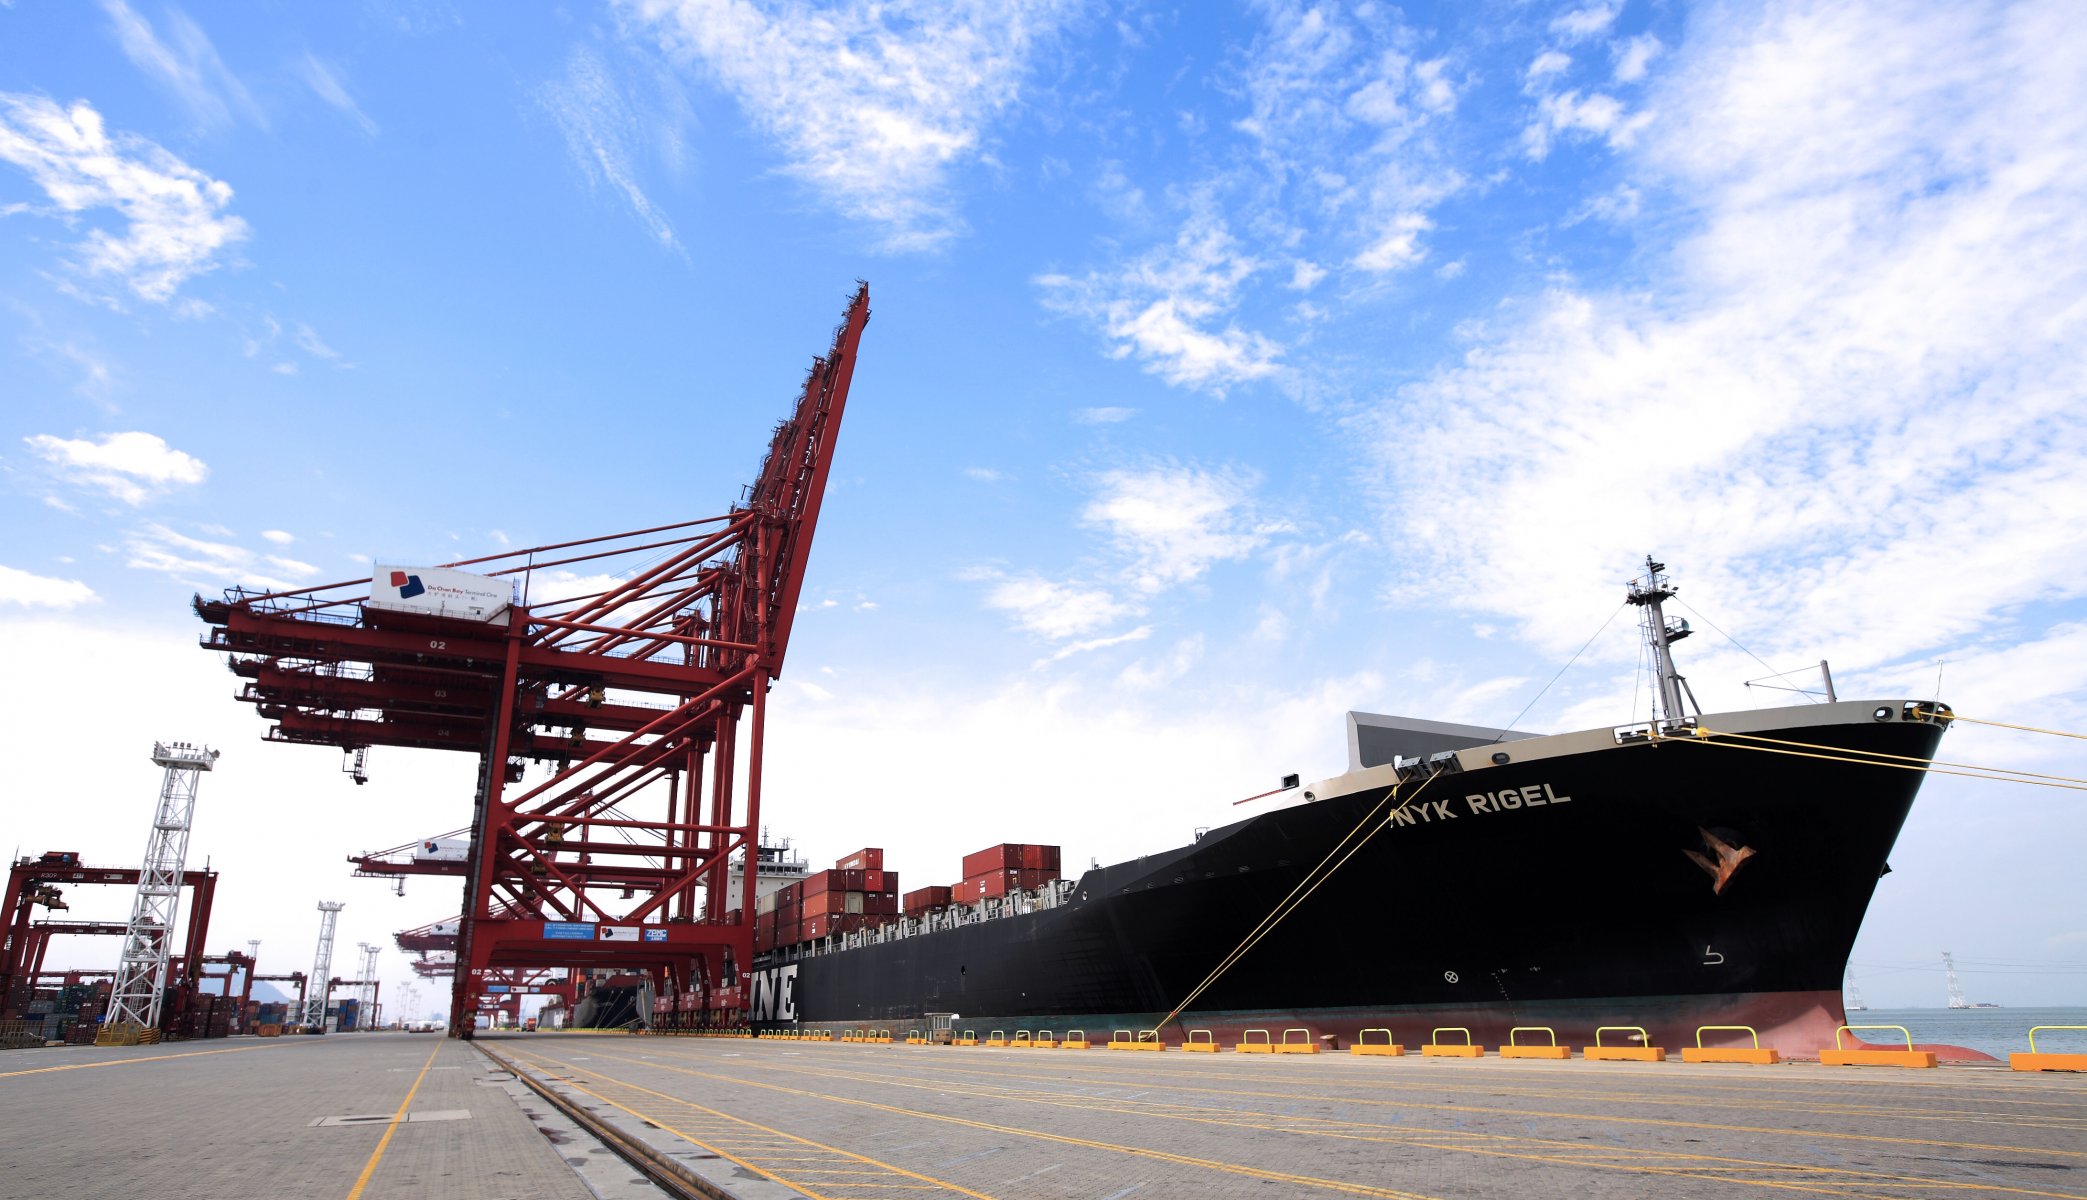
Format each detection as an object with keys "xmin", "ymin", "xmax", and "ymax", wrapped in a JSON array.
[
  {"xmin": 1236, "ymin": 1044, "xmax": 1275, "ymax": 1054},
  {"xmin": 1681, "ymin": 1047, "xmax": 1780, "ymax": 1064},
  {"xmin": 1272, "ymin": 1043, "xmax": 1320, "ymax": 1054},
  {"xmin": 1183, "ymin": 1043, "xmax": 1221, "ymax": 1053},
  {"xmin": 1108, "ymin": 1042, "xmax": 1165, "ymax": 1051},
  {"xmin": 1500, "ymin": 1045, "xmax": 1572, "ymax": 1059},
  {"xmin": 1584, "ymin": 1046, "xmax": 1666, "ymax": 1062},
  {"xmin": 1351, "ymin": 1044, "xmax": 1406, "ymax": 1056},
  {"xmin": 1821, "ymin": 1049, "xmax": 1937, "ymax": 1068},
  {"xmin": 1422, "ymin": 1044, "xmax": 1483, "ymax": 1058},
  {"xmin": 2011, "ymin": 1052, "xmax": 2087, "ymax": 1072}
]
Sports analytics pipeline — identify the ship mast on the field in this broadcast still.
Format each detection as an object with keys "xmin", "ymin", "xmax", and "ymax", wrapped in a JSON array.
[{"xmin": 1625, "ymin": 556, "xmax": 1700, "ymax": 725}]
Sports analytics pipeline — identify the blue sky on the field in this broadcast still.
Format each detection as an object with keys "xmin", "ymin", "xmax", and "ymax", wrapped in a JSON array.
[{"xmin": 2, "ymin": 0, "xmax": 2083, "ymax": 1014}]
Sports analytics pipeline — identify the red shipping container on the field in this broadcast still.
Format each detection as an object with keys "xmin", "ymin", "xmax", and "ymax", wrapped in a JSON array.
[
  {"xmin": 803, "ymin": 914, "xmax": 831, "ymax": 940},
  {"xmin": 863, "ymin": 869, "xmax": 897, "ymax": 894},
  {"xmin": 1020, "ymin": 844, "xmax": 1061, "ymax": 871},
  {"xmin": 837, "ymin": 847, "xmax": 884, "ymax": 871},
  {"xmin": 863, "ymin": 891, "xmax": 898, "ymax": 915},
  {"xmin": 962, "ymin": 844, "xmax": 1022, "ymax": 877},
  {"xmin": 903, "ymin": 885, "xmax": 953, "ymax": 915},
  {"xmin": 802, "ymin": 869, "xmax": 840, "ymax": 896}
]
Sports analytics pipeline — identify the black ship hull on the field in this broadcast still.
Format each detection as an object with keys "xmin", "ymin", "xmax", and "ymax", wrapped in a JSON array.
[{"xmin": 753, "ymin": 702, "xmax": 1951, "ymax": 1056}]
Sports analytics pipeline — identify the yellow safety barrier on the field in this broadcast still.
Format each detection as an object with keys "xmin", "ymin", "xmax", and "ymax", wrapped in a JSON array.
[
  {"xmin": 1500, "ymin": 1026, "xmax": 1571, "ymax": 1060},
  {"xmin": 1423, "ymin": 1026, "xmax": 1483, "ymax": 1058},
  {"xmin": 1108, "ymin": 1028, "xmax": 1166, "ymax": 1050},
  {"xmin": 905, "ymin": 1031, "xmax": 926, "ymax": 1044},
  {"xmin": 1012, "ymin": 1030, "xmax": 1034, "ymax": 1048},
  {"xmin": 1062, "ymin": 1029, "xmax": 1095, "ymax": 1048},
  {"xmin": 1033, "ymin": 1030, "xmax": 1059, "ymax": 1048},
  {"xmin": 1274, "ymin": 1027, "xmax": 1320, "ymax": 1054},
  {"xmin": 1351, "ymin": 1028, "xmax": 1404, "ymax": 1056},
  {"xmin": 1584, "ymin": 1026, "xmax": 1665, "ymax": 1062},
  {"xmin": 2012, "ymin": 1026, "xmax": 2087, "ymax": 1072},
  {"xmin": 1821, "ymin": 1025, "xmax": 1936, "ymax": 1068},
  {"xmin": 956, "ymin": 1030, "xmax": 980, "ymax": 1046},
  {"xmin": 1184, "ymin": 1028, "xmax": 1221, "ymax": 1053},
  {"xmin": 1236, "ymin": 1028, "xmax": 1275, "ymax": 1054},
  {"xmin": 986, "ymin": 1030, "xmax": 1009, "ymax": 1047},
  {"xmin": 1680, "ymin": 1025, "xmax": 1778, "ymax": 1064},
  {"xmin": 874, "ymin": 1028, "xmax": 893, "ymax": 1044}
]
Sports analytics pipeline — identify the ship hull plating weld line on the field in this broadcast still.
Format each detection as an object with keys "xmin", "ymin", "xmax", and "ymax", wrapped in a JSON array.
[{"xmin": 477, "ymin": 1044, "xmax": 732, "ymax": 1200}]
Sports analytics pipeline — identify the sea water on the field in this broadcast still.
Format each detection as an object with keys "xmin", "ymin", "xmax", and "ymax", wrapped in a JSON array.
[{"xmin": 1849, "ymin": 1007, "xmax": 2087, "ymax": 1060}]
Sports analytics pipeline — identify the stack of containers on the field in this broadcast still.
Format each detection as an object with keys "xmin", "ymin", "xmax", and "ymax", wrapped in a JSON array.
[
  {"xmin": 764, "ymin": 849, "xmax": 900, "ymax": 946},
  {"xmin": 957, "ymin": 843, "xmax": 1061, "ymax": 902},
  {"xmin": 902, "ymin": 885, "xmax": 953, "ymax": 916}
]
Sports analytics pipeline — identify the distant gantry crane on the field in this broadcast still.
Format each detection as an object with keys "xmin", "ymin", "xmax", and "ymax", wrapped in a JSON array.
[
  {"xmin": 100, "ymin": 742, "xmax": 220, "ymax": 1044},
  {"xmin": 193, "ymin": 285, "xmax": 871, "ymax": 1036}
]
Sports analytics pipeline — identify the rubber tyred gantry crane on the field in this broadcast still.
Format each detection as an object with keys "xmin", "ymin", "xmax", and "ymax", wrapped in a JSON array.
[{"xmin": 193, "ymin": 285, "xmax": 869, "ymax": 1037}]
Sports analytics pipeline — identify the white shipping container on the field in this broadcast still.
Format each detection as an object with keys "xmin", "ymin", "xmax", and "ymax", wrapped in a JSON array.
[
  {"xmin": 844, "ymin": 892, "xmax": 865, "ymax": 914},
  {"xmin": 370, "ymin": 564, "xmax": 513, "ymax": 624}
]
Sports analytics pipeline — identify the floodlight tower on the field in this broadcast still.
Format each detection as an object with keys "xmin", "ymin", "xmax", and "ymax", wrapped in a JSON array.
[
  {"xmin": 1943, "ymin": 951, "xmax": 1969, "ymax": 1009},
  {"xmin": 305, "ymin": 902, "xmax": 345, "ymax": 1028},
  {"xmin": 104, "ymin": 741, "xmax": 220, "ymax": 1036},
  {"xmin": 360, "ymin": 942, "xmax": 380, "ymax": 1022}
]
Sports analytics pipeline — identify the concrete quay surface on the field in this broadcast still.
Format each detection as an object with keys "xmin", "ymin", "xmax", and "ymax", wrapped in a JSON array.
[
  {"xmin": 491, "ymin": 1031, "xmax": 2087, "ymax": 1200},
  {"xmin": 2, "ymin": 1028, "xmax": 2082, "ymax": 1199},
  {"xmin": 0, "ymin": 1030, "xmax": 659, "ymax": 1200}
]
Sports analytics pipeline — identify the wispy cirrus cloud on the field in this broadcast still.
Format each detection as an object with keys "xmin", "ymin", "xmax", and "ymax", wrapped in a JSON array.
[
  {"xmin": 297, "ymin": 53, "xmax": 378, "ymax": 137},
  {"xmin": 537, "ymin": 45, "xmax": 683, "ymax": 252},
  {"xmin": 125, "ymin": 523, "xmax": 319, "ymax": 591},
  {"xmin": 101, "ymin": 1, "xmax": 262, "ymax": 130},
  {"xmin": 1083, "ymin": 464, "xmax": 1283, "ymax": 595},
  {"xmin": 0, "ymin": 94, "xmax": 249, "ymax": 303},
  {"xmin": 1039, "ymin": 206, "xmax": 1282, "ymax": 391},
  {"xmin": 1380, "ymin": 0, "xmax": 2087, "ymax": 703},
  {"xmin": 970, "ymin": 570, "xmax": 1139, "ymax": 641},
  {"xmin": 619, "ymin": 0, "xmax": 1079, "ymax": 252},
  {"xmin": 26, "ymin": 430, "xmax": 208, "ymax": 505}
]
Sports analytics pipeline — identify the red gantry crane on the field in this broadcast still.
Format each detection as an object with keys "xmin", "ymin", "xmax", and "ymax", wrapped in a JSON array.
[{"xmin": 193, "ymin": 286, "xmax": 870, "ymax": 1036}]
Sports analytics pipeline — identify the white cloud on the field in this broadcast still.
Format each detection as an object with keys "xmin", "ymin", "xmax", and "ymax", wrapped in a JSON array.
[
  {"xmin": 101, "ymin": 1, "xmax": 260, "ymax": 130},
  {"xmin": 26, "ymin": 430, "xmax": 208, "ymax": 505},
  {"xmin": 1550, "ymin": 0, "xmax": 1624, "ymax": 42},
  {"xmin": 0, "ymin": 564, "xmax": 98, "ymax": 608},
  {"xmin": 1613, "ymin": 34, "xmax": 1663, "ymax": 83},
  {"xmin": 1038, "ymin": 207, "xmax": 1282, "ymax": 391},
  {"xmin": 126, "ymin": 524, "xmax": 320, "ymax": 591},
  {"xmin": 1523, "ymin": 89, "xmax": 1653, "ymax": 159},
  {"xmin": 1288, "ymin": 260, "xmax": 1327, "ymax": 291},
  {"xmin": 1082, "ymin": 465, "xmax": 1277, "ymax": 594},
  {"xmin": 1119, "ymin": 633, "xmax": 1204, "ymax": 689},
  {"xmin": 1039, "ymin": 623, "xmax": 1152, "ymax": 665},
  {"xmin": 620, "ymin": 0, "xmax": 1075, "ymax": 252},
  {"xmin": 975, "ymin": 571, "xmax": 1138, "ymax": 640},
  {"xmin": 1379, "ymin": 0, "xmax": 2087, "ymax": 696},
  {"xmin": 1353, "ymin": 211, "xmax": 1431, "ymax": 273},
  {"xmin": 538, "ymin": 45, "xmax": 681, "ymax": 251},
  {"xmin": 260, "ymin": 529, "xmax": 294, "ymax": 545},
  {"xmin": 1073, "ymin": 406, "xmax": 1136, "ymax": 424},
  {"xmin": 962, "ymin": 466, "xmax": 1003, "ymax": 482},
  {"xmin": 0, "ymin": 94, "xmax": 249, "ymax": 303},
  {"xmin": 1527, "ymin": 50, "xmax": 1572, "ymax": 83},
  {"xmin": 297, "ymin": 53, "xmax": 378, "ymax": 137}
]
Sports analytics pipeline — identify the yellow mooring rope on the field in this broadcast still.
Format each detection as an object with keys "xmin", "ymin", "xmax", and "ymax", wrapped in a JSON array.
[
  {"xmin": 1936, "ymin": 712, "xmax": 2087, "ymax": 742},
  {"xmin": 1663, "ymin": 726, "xmax": 2087, "ymax": 792},
  {"xmin": 1152, "ymin": 770, "xmax": 1444, "ymax": 1036}
]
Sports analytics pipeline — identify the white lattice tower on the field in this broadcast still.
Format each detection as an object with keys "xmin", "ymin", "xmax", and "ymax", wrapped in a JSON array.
[
  {"xmin": 1943, "ymin": 951, "xmax": 1968, "ymax": 1009},
  {"xmin": 360, "ymin": 943, "xmax": 380, "ymax": 1022},
  {"xmin": 306, "ymin": 901, "xmax": 345, "ymax": 1027},
  {"xmin": 1843, "ymin": 965, "xmax": 1864, "ymax": 1010},
  {"xmin": 105, "ymin": 741, "xmax": 220, "ymax": 1032}
]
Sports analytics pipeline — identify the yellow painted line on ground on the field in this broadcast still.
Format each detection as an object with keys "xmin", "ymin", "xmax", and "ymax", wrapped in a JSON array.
[
  {"xmin": 344, "ymin": 1040, "xmax": 442, "ymax": 1200},
  {"xmin": 742, "ymin": 1048, "xmax": 2087, "ymax": 1161},
  {"xmin": 0, "ymin": 1040, "xmax": 300, "ymax": 1078},
  {"xmin": 587, "ymin": 1047, "xmax": 2087, "ymax": 1200},
  {"xmin": 519, "ymin": 1044, "xmax": 1442, "ymax": 1200},
  {"xmin": 497, "ymin": 1044, "xmax": 998, "ymax": 1200}
]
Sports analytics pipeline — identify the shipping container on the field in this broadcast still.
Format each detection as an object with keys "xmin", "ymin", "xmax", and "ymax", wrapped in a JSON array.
[
  {"xmin": 903, "ymin": 885, "xmax": 954, "ymax": 915},
  {"xmin": 962, "ymin": 844, "xmax": 1061, "ymax": 878},
  {"xmin": 836, "ymin": 848, "xmax": 883, "ymax": 871},
  {"xmin": 863, "ymin": 891, "xmax": 897, "ymax": 915}
]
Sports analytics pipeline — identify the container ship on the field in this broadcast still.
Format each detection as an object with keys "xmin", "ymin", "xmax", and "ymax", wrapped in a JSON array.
[{"xmin": 731, "ymin": 560, "xmax": 1954, "ymax": 1057}]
